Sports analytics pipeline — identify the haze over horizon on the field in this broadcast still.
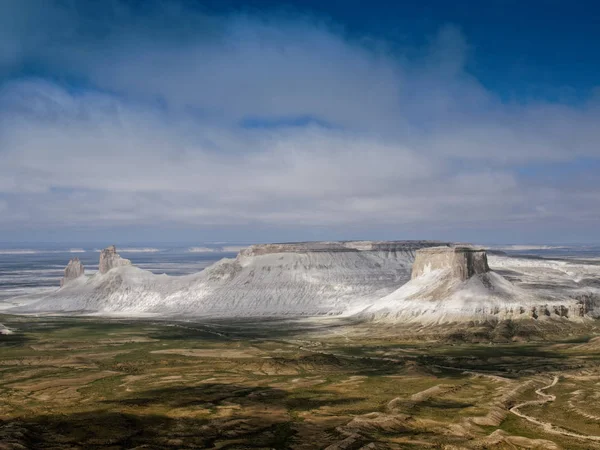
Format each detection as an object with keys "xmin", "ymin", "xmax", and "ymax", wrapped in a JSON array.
[{"xmin": 1, "ymin": 0, "xmax": 599, "ymax": 244}]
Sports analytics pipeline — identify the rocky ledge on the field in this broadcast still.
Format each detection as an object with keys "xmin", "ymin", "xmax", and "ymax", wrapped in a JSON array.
[
  {"xmin": 411, "ymin": 246, "xmax": 490, "ymax": 281},
  {"xmin": 240, "ymin": 240, "xmax": 452, "ymax": 257}
]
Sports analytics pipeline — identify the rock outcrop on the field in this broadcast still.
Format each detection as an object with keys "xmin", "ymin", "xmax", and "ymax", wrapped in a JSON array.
[
  {"xmin": 411, "ymin": 246, "xmax": 489, "ymax": 281},
  {"xmin": 98, "ymin": 245, "xmax": 131, "ymax": 274},
  {"xmin": 60, "ymin": 257, "xmax": 85, "ymax": 287}
]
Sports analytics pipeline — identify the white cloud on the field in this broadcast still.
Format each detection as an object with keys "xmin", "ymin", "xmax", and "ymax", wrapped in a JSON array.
[{"xmin": 0, "ymin": 1, "xmax": 599, "ymax": 240}]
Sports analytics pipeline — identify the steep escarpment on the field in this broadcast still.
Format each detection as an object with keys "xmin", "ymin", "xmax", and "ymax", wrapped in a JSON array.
[
  {"xmin": 411, "ymin": 246, "xmax": 489, "ymax": 280},
  {"xmin": 17, "ymin": 241, "xmax": 450, "ymax": 317}
]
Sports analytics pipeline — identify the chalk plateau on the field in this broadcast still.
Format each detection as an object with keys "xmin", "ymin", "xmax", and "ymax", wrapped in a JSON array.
[
  {"xmin": 358, "ymin": 245, "xmax": 599, "ymax": 322},
  {"xmin": 11, "ymin": 241, "xmax": 600, "ymax": 323},
  {"xmin": 18, "ymin": 241, "xmax": 447, "ymax": 317}
]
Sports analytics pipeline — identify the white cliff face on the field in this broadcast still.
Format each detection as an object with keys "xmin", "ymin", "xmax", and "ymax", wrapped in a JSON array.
[
  {"xmin": 12, "ymin": 242, "xmax": 600, "ymax": 323},
  {"xmin": 60, "ymin": 257, "xmax": 85, "ymax": 287},
  {"xmin": 98, "ymin": 245, "xmax": 131, "ymax": 274}
]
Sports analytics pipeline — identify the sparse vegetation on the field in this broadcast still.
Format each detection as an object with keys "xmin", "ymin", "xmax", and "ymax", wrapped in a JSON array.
[{"xmin": 0, "ymin": 314, "xmax": 599, "ymax": 449}]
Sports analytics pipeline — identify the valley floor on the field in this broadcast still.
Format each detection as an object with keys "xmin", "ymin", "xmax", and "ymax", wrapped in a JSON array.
[{"xmin": 1, "ymin": 315, "xmax": 600, "ymax": 449}]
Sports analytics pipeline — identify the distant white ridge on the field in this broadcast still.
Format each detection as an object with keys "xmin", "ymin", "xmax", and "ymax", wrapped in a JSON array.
[
  {"xmin": 489, "ymin": 245, "xmax": 568, "ymax": 251},
  {"xmin": 187, "ymin": 247, "xmax": 218, "ymax": 253},
  {"xmin": 187, "ymin": 246, "xmax": 247, "ymax": 253},
  {"xmin": 113, "ymin": 247, "xmax": 160, "ymax": 253},
  {"xmin": 0, "ymin": 248, "xmax": 86, "ymax": 255}
]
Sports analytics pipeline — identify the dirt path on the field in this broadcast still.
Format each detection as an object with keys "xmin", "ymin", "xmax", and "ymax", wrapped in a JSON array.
[{"xmin": 510, "ymin": 376, "xmax": 600, "ymax": 442}]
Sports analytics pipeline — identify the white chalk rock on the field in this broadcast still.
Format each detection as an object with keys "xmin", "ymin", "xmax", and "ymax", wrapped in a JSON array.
[
  {"xmin": 60, "ymin": 257, "xmax": 85, "ymax": 287},
  {"xmin": 411, "ymin": 246, "xmax": 489, "ymax": 281},
  {"xmin": 98, "ymin": 245, "xmax": 131, "ymax": 274}
]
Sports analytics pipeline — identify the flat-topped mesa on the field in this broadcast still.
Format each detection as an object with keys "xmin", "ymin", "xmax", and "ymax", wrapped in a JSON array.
[
  {"xmin": 98, "ymin": 245, "xmax": 131, "ymax": 274},
  {"xmin": 411, "ymin": 246, "xmax": 489, "ymax": 281},
  {"xmin": 60, "ymin": 257, "xmax": 85, "ymax": 287},
  {"xmin": 239, "ymin": 240, "xmax": 452, "ymax": 257}
]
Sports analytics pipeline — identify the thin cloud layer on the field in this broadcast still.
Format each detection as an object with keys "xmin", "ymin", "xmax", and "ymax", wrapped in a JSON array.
[{"xmin": 0, "ymin": 1, "xmax": 599, "ymax": 242}]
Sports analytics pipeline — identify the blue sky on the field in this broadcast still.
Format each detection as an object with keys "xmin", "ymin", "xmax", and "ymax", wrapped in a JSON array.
[
  {"xmin": 202, "ymin": 0, "xmax": 600, "ymax": 100},
  {"xmin": 0, "ymin": 0, "xmax": 599, "ymax": 244}
]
